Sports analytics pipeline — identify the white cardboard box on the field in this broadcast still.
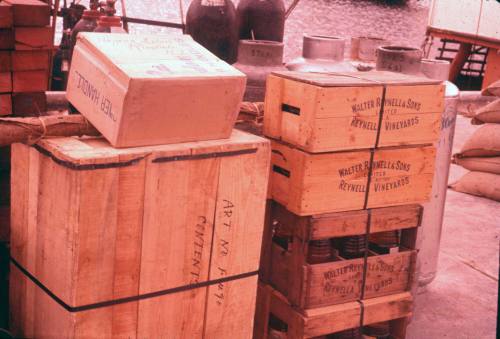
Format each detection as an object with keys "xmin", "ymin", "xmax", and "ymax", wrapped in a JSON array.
[{"xmin": 67, "ymin": 33, "xmax": 246, "ymax": 147}]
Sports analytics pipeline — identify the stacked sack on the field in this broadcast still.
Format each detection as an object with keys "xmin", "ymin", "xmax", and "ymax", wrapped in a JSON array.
[{"xmin": 450, "ymin": 79, "xmax": 500, "ymax": 201}]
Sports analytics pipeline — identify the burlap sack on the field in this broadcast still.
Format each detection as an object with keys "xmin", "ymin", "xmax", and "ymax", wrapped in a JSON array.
[
  {"xmin": 459, "ymin": 124, "xmax": 500, "ymax": 157},
  {"xmin": 449, "ymin": 171, "xmax": 500, "ymax": 201},
  {"xmin": 453, "ymin": 156, "xmax": 500, "ymax": 175},
  {"xmin": 482, "ymin": 79, "xmax": 500, "ymax": 97},
  {"xmin": 471, "ymin": 99, "xmax": 500, "ymax": 125}
]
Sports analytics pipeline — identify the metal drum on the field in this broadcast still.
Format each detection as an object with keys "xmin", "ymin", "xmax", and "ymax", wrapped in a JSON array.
[
  {"xmin": 351, "ymin": 36, "xmax": 387, "ymax": 62},
  {"xmin": 233, "ymin": 40, "xmax": 286, "ymax": 102},
  {"xmin": 237, "ymin": 0, "xmax": 285, "ymax": 42},
  {"xmin": 286, "ymin": 34, "xmax": 356, "ymax": 72},
  {"xmin": 417, "ymin": 59, "xmax": 459, "ymax": 286},
  {"xmin": 70, "ymin": 0, "xmax": 100, "ymax": 61},
  {"xmin": 375, "ymin": 45, "xmax": 422, "ymax": 74},
  {"xmin": 186, "ymin": 0, "xmax": 238, "ymax": 64}
]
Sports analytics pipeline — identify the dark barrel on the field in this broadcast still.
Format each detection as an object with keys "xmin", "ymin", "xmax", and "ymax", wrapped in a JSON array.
[
  {"xmin": 236, "ymin": 0, "xmax": 285, "ymax": 42},
  {"xmin": 186, "ymin": 0, "xmax": 238, "ymax": 64}
]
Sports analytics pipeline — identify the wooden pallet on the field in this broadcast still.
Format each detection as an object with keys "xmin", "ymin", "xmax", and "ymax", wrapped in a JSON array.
[
  {"xmin": 9, "ymin": 130, "xmax": 270, "ymax": 338},
  {"xmin": 264, "ymin": 71, "xmax": 444, "ymax": 153},
  {"xmin": 269, "ymin": 139, "xmax": 435, "ymax": 215},
  {"xmin": 261, "ymin": 202, "xmax": 420, "ymax": 309},
  {"xmin": 254, "ymin": 283, "xmax": 412, "ymax": 339}
]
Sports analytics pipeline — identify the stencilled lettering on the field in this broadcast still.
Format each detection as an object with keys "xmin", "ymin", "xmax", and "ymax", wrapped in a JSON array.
[
  {"xmin": 190, "ymin": 216, "xmax": 208, "ymax": 284},
  {"xmin": 74, "ymin": 70, "xmax": 116, "ymax": 122}
]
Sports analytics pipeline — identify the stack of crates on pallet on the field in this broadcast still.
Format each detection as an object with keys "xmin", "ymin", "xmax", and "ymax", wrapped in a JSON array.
[
  {"xmin": 255, "ymin": 71, "xmax": 445, "ymax": 338},
  {"xmin": 8, "ymin": 33, "xmax": 271, "ymax": 338},
  {"xmin": 0, "ymin": 0, "xmax": 51, "ymax": 117}
]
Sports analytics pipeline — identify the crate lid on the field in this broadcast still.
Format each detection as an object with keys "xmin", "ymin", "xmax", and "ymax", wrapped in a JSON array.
[
  {"xmin": 271, "ymin": 71, "xmax": 441, "ymax": 87},
  {"xmin": 35, "ymin": 129, "xmax": 267, "ymax": 169},
  {"xmin": 76, "ymin": 32, "xmax": 245, "ymax": 79}
]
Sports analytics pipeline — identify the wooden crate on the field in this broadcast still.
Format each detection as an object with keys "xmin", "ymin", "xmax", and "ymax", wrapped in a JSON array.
[
  {"xmin": 264, "ymin": 71, "xmax": 444, "ymax": 153},
  {"xmin": 263, "ymin": 202, "xmax": 420, "ymax": 309},
  {"xmin": 5, "ymin": 0, "xmax": 50, "ymax": 27},
  {"xmin": 9, "ymin": 130, "xmax": 270, "ymax": 338},
  {"xmin": 269, "ymin": 139, "xmax": 435, "ymax": 215},
  {"xmin": 254, "ymin": 283, "xmax": 412, "ymax": 339},
  {"xmin": 67, "ymin": 33, "xmax": 246, "ymax": 148},
  {"xmin": 11, "ymin": 50, "xmax": 49, "ymax": 71}
]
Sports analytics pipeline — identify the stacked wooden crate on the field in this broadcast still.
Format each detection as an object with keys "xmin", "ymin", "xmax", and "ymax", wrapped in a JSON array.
[
  {"xmin": 255, "ymin": 71, "xmax": 444, "ymax": 338},
  {"xmin": 9, "ymin": 33, "xmax": 270, "ymax": 338},
  {"xmin": 0, "ymin": 0, "xmax": 50, "ymax": 118}
]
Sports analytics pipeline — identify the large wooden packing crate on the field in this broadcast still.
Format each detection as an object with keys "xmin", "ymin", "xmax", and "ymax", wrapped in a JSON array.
[
  {"xmin": 254, "ymin": 283, "xmax": 412, "ymax": 339},
  {"xmin": 9, "ymin": 130, "xmax": 270, "ymax": 338},
  {"xmin": 262, "ymin": 202, "xmax": 420, "ymax": 309},
  {"xmin": 269, "ymin": 139, "xmax": 435, "ymax": 215},
  {"xmin": 264, "ymin": 71, "xmax": 444, "ymax": 153},
  {"xmin": 67, "ymin": 33, "xmax": 246, "ymax": 148}
]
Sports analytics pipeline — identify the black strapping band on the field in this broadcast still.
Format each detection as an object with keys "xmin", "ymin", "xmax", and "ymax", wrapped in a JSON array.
[
  {"xmin": 357, "ymin": 85, "xmax": 387, "ymax": 330},
  {"xmin": 152, "ymin": 148, "xmax": 257, "ymax": 163},
  {"xmin": 33, "ymin": 144, "xmax": 258, "ymax": 170},
  {"xmin": 10, "ymin": 257, "xmax": 258, "ymax": 313}
]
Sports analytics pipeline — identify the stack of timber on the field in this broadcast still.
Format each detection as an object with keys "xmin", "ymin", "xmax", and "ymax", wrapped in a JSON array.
[
  {"xmin": 256, "ymin": 71, "xmax": 444, "ymax": 338},
  {"xmin": 9, "ymin": 129, "xmax": 270, "ymax": 337},
  {"xmin": 0, "ymin": 0, "xmax": 50, "ymax": 117},
  {"xmin": 0, "ymin": 0, "xmax": 51, "ymax": 244}
]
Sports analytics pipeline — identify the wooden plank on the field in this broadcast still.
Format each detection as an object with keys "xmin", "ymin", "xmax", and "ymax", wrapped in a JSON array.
[
  {"xmin": 12, "ymin": 70, "xmax": 49, "ymax": 92},
  {"xmin": 138, "ymin": 149, "xmax": 219, "ymax": 338},
  {"xmin": 110, "ymin": 161, "xmax": 146, "ymax": 338},
  {"xmin": 271, "ymin": 202, "xmax": 422, "ymax": 240},
  {"xmin": 5, "ymin": 0, "xmax": 50, "ymax": 27},
  {"xmin": 204, "ymin": 276, "xmax": 258, "ymax": 337},
  {"xmin": 14, "ymin": 26, "xmax": 52, "ymax": 50},
  {"xmin": 254, "ymin": 283, "xmax": 413, "ymax": 338},
  {"xmin": 204, "ymin": 138, "xmax": 270, "ymax": 337},
  {"xmin": 483, "ymin": 49, "xmax": 500, "ymax": 90},
  {"xmin": 449, "ymin": 43, "xmax": 472, "ymax": 83},
  {"xmin": 9, "ymin": 144, "xmax": 40, "ymax": 337},
  {"xmin": 427, "ymin": 27, "xmax": 500, "ymax": 51},
  {"xmin": 11, "ymin": 50, "xmax": 50, "ymax": 71},
  {"xmin": 0, "ymin": 72, "xmax": 12, "ymax": 92},
  {"xmin": 0, "ymin": 94, "xmax": 11, "ymax": 116},
  {"xmin": 428, "ymin": 0, "xmax": 482, "ymax": 39},
  {"xmin": 361, "ymin": 292, "xmax": 413, "ymax": 326},
  {"xmin": 12, "ymin": 92, "xmax": 46, "ymax": 116},
  {"xmin": 0, "ymin": 2, "xmax": 13, "ymax": 28},
  {"xmin": 478, "ymin": 0, "xmax": 500, "ymax": 41},
  {"xmin": 0, "ymin": 29, "xmax": 14, "ymax": 49},
  {"xmin": 0, "ymin": 51, "xmax": 10, "ymax": 71}
]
